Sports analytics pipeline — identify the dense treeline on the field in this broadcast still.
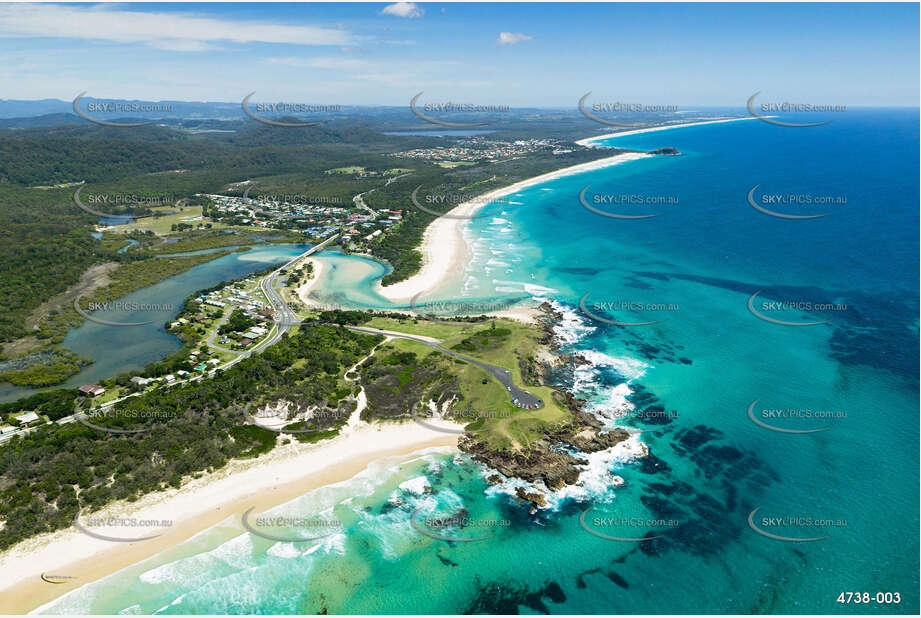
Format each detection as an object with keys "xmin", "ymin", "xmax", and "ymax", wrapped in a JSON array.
[
  {"xmin": 0, "ymin": 323, "xmax": 381, "ymax": 550},
  {"xmin": 0, "ymin": 187, "xmax": 108, "ymax": 343},
  {"xmin": 0, "ymin": 122, "xmax": 432, "ymax": 352}
]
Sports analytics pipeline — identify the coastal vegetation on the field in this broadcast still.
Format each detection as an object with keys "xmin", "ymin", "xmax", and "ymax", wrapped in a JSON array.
[
  {"xmin": 0, "ymin": 321, "xmax": 382, "ymax": 550},
  {"xmin": 0, "ymin": 115, "xmax": 620, "ymax": 393},
  {"xmin": 0, "ymin": 305, "xmax": 594, "ymax": 550}
]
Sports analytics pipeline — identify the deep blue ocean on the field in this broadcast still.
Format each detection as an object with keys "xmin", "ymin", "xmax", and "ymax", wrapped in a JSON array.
[{"xmin": 38, "ymin": 111, "xmax": 919, "ymax": 614}]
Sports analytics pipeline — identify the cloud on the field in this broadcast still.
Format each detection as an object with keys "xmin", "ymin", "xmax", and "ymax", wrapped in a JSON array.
[
  {"xmin": 380, "ymin": 3, "xmax": 425, "ymax": 19},
  {"xmin": 497, "ymin": 32, "xmax": 533, "ymax": 46},
  {"xmin": 0, "ymin": 4, "xmax": 352, "ymax": 51}
]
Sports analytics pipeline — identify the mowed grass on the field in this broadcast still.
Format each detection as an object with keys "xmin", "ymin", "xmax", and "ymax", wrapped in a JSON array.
[
  {"xmin": 114, "ymin": 205, "xmax": 232, "ymax": 235},
  {"xmin": 365, "ymin": 316, "xmax": 485, "ymax": 340},
  {"xmin": 370, "ymin": 316, "xmax": 570, "ymax": 452}
]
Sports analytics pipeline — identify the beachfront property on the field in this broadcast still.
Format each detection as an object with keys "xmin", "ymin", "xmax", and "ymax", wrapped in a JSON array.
[{"xmin": 78, "ymin": 384, "xmax": 106, "ymax": 397}]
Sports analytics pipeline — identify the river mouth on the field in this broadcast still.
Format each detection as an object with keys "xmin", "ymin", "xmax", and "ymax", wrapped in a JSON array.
[{"xmin": 0, "ymin": 244, "xmax": 312, "ymax": 404}]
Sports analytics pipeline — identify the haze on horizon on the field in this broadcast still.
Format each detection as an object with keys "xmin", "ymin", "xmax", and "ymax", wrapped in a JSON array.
[{"xmin": 0, "ymin": 2, "xmax": 917, "ymax": 108}]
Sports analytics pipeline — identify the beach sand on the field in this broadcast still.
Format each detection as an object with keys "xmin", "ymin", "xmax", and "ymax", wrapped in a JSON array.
[
  {"xmin": 0, "ymin": 420, "xmax": 460, "ymax": 614},
  {"xmin": 574, "ymin": 116, "xmax": 759, "ymax": 146},
  {"xmin": 376, "ymin": 117, "xmax": 762, "ymax": 308},
  {"xmin": 375, "ymin": 151, "xmax": 653, "ymax": 304},
  {"xmin": 294, "ymin": 256, "xmax": 325, "ymax": 308}
]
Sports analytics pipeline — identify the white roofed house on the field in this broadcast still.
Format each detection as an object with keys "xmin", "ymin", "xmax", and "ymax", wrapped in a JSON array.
[{"xmin": 15, "ymin": 411, "xmax": 40, "ymax": 426}]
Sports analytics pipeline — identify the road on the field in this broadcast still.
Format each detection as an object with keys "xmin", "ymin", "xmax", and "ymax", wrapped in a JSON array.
[
  {"xmin": 257, "ymin": 233, "xmax": 340, "ymax": 348},
  {"xmin": 0, "ymin": 315, "xmax": 540, "ymax": 445},
  {"xmin": 0, "ymin": 235, "xmax": 343, "ymax": 444},
  {"xmin": 346, "ymin": 326, "xmax": 544, "ymax": 410}
]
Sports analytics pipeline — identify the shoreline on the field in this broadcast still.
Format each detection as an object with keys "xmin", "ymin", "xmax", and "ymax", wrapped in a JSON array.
[
  {"xmin": 293, "ymin": 256, "xmax": 325, "ymax": 308},
  {"xmin": 375, "ymin": 151, "xmax": 653, "ymax": 304},
  {"xmin": 0, "ymin": 420, "xmax": 460, "ymax": 614},
  {"xmin": 574, "ymin": 115, "xmax": 758, "ymax": 146}
]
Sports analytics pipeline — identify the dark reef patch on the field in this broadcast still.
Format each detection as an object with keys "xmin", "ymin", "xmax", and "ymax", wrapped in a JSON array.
[
  {"xmin": 464, "ymin": 579, "xmax": 567, "ymax": 615},
  {"xmin": 606, "ymin": 571, "xmax": 629, "ymax": 588},
  {"xmin": 631, "ymin": 270, "xmax": 919, "ymax": 379}
]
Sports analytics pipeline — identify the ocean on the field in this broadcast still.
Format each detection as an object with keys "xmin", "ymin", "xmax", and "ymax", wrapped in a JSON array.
[{"xmin": 37, "ymin": 111, "xmax": 919, "ymax": 614}]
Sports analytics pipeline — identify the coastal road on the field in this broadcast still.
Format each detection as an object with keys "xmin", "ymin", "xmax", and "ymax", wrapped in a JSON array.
[
  {"xmin": 346, "ymin": 326, "xmax": 543, "ymax": 410},
  {"xmin": 3, "ymin": 234, "xmax": 345, "ymax": 442},
  {"xmin": 256, "ymin": 233, "xmax": 340, "ymax": 349}
]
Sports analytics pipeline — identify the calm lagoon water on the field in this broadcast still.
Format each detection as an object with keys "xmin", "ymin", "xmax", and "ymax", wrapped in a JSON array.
[{"xmin": 0, "ymin": 244, "xmax": 311, "ymax": 404}]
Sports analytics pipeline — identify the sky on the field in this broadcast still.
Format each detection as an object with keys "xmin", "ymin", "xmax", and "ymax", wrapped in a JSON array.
[{"xmin": 0, "ymin": 2, "xmax": 918, "ymax": 107}]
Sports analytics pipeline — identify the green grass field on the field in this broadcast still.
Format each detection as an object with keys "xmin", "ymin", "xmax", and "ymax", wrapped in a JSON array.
[
  {"xmin": 110, "ymin": 205, "xmax": 231, "ymax": 235},
  {"xmin": 366, "ymin": 315, "xmax": 569, "ymax": 451}
]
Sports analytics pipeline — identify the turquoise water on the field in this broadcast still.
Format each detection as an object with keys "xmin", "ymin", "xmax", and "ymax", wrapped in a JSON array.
[
  {"xmin": 0, "ymin": 244, "xmax": 311, "ymax": 404},
  {"xmin": 38, "ymin": 112, "xmax": 918, "ymax": 613}
]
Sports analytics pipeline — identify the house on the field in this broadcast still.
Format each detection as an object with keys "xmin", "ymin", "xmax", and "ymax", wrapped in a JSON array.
[
  {"xmin": 79, "ymin": 384, "xmax": 106, "ymax": 397},
  {"xmin": 195, "ymin": 362, "xmax": 209, "ymax": 372},
  {"xmin": 0, "ymin": 425, "xmax": 17, "ymax": 435},
  {"xmin": 239, "ymin": 338, "xmax": 253, "ymax": 347},
  {"xmin": 15, "ymin": 412, "xmax": 40, "ymax": 426},
  {"xmin": 130, "ymin": 376, "xmax": 152, "ymax": 386},
  {"xmin": 164, "ymin": 374, "xmax": 176, "ymax": 383}
]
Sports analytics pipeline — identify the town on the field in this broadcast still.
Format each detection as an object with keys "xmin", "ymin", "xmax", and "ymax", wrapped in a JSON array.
[{"xmin": 391, "ymin": 136, "xmax": 579, "ymax": 165}]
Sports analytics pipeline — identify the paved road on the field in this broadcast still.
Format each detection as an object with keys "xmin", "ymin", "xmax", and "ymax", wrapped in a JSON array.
[
  {"xmin": 0, "ymin": 235, "xmax": 343, "ymax": 445},
  {"xmin": 346, "ymin": 326, "xmax": 543, "ymax": 410},
  {"xmin": 258, "ymin": 233, "xmax": 340, "ymax": 348}
]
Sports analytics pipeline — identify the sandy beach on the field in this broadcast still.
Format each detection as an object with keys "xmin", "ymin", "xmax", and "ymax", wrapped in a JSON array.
[
  {"xmin": 0, "ymin": 420, "xmax": 460, "ymax": 614},
  {"xmin": 375, "ymin": 151, "xmax": 652, "ymax": 304},
  {"xmin": 293, "ymin": 256, "xmax": 325, "ymax": 308},
  {"xmin": 574, "ymin": 116, "xmax": 759, "ymax": 146}
]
